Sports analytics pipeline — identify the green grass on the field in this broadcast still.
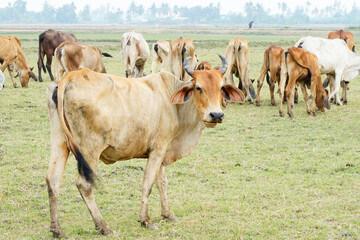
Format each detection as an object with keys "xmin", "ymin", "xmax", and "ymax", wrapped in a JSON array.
[{"xmin": 0, "ymin": 27, "xmax": 360, "ymax": 239}]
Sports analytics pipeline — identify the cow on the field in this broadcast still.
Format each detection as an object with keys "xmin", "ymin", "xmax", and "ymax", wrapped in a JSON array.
[
  {"xmin": 45, "ymin": 55, "xmax": 245, "ymax": 238},
  {"xmin": 278, "ymin": 47, "xmax": 330, "ymax": 118},
  {"xmin": 38, "ymin": 29, "xmax": 77, "ymax": 82},
  {"xmin": 54, "ymin": 41, "xmax": 112, "ymax": 82},
  {"xmin": 169, "ymin": 37, "xmax": 197, "ymax": 81},
  {"xmin": 197, "ymin": 61, "xmax": 212, "ymax": 70},
  {"xmin": 295, "ymin": 36, "xmax": 360, "ymax": 105},
  {"xmin": 121, "ymin": 31, "xmax": 150, "ymax": 78},
  {"xmin": 324, "ymin": 30, "xmax": 356, "ymax": 104},
  {"xmin": 224, "ymin": 38, "xmax": 256, "ymax": 103},
  {"xmin": 255, "ymin": 45, "xmax": 298, "ymax": 106},
  {"xmin": 151, "ymin": 40, "xmax": 170, "ymax": 73},
  {"xmin": 0, "ymin": 36, "xmax": 37, "ymax": 88},
  {"xmin": 0, "ymin": 69, "xmax": 4, "ymax": 90}
]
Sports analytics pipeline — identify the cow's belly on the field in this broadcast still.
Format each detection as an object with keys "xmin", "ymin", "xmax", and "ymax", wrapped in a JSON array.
[{"xmin": 100, "ymin": 144, "xmax": 150, "ymax": 164}]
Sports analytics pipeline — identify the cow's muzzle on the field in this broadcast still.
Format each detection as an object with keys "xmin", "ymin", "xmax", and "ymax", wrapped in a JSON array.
[{"xmin": 205, "ymin": 112, "xmax": 224, "ymax": 127}]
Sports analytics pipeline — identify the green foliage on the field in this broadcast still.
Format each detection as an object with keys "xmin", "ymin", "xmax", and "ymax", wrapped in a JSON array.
[{"xmin": 0, "ymin": 27, "xmax": 360, "ymax": 239}]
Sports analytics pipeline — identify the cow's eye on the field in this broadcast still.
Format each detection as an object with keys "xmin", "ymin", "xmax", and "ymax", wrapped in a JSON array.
[{"xmin": 196, "ymin": 87, "xmax": 202, "ymax": 93}]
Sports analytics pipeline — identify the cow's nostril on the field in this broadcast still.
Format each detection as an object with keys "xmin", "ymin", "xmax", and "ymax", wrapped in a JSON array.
[{"xmin": 210, "ymin": 112, "xmax": 224, "ymax": 121}]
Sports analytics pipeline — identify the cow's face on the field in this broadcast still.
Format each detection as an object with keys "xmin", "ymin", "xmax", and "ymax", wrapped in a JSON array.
[
  {"xmin": 170, "ymin": 55, "xmax": 245, "ymax": 127},
  {"xmin": 316, "ymin": 87, "xmax": 330, "ymax": 112},
  {"xmin": 19, "ymin": 67, "xmax": 37, "ymax": 87},
  {"xmin": 197, "ymin": 61, "xmax": 212, "ymax": 71}
]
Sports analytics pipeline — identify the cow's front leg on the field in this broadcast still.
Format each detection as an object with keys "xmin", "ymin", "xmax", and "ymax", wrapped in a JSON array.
[
  {"xmin": 7, "ymin": 67, "xmax": 17, "ymax": 88},
  {"xmin": 139, "ymin": 149, "xmax": 166, "ymax": 229},
  {"xmin": 155, "ymin": 164, "xmax": 176, "ymax": 222}
]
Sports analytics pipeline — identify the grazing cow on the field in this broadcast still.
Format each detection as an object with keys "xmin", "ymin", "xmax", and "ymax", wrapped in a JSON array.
[
  {"xmin": 46, "ymin": 55, "xmax": 244, "ymax": 238},
  {"xmin": 224, "ymin": 38, "xmax": 256, "ymax": 102},
  {"xmin": 151, "ymin": 40, "xmax": 170, "ymax": 73},
  {"xmin": 278, "ymin": 47, "xmax": 330, "ymax": 118},
  {"xmin": 38, "ymin": 29, "xmax": 77, "ymax": 82},
  {"xmin": 325, "ymin": 30, "xmax": 356, "ymax": 104},
  {"xmin": 54, "ymin": 41, "xmax": 112, "ymax": 82},
  {"xmin": 0, "ymin": 36, "xmax": 37, "ymax": 88},
  {"xmin": 295, "ymin": 36, "xmax": 360, "ymax": 105},
  {"xmin": 169, "ymin": 37, "xmax": 197, "ymax": 81},
  {"xmin": 255, "ymin": 45, "xmax": 298, "ymax": 106},
  {"xmin": 121, "ymin": 31, "xmax": 150, "ymax": 78},
  {"xmin": 0, "ymin": 70, "xmax": 4, "ymax": 90}
]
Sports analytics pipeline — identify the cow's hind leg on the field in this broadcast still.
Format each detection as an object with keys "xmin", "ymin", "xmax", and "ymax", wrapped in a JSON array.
[
  {"xmin": 156, "ymin": 164, "xmax": 176, "ymax": 222},
  {"xmin": 76, "ymin": 152, "xmax": 113, "ymax": 235},
  {"xmin": 46, "ymin": 53, "xmax": 54, "ymax": 81}
]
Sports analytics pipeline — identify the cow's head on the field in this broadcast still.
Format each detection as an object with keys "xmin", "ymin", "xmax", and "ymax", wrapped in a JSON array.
[
  {"xmin": 17, "ymin": 67, "xmax": 37, "ymax": 87},
  {"xmin": 170, "ymin": 55, "xmax": 245, "ymax": 127},
  {"xmin": 197, "ymin": 61, "xmax": 212, "ymax": 71},
  {"xmin": 316, "ymin": 83, "xmax": 330, "ymax": 112}
]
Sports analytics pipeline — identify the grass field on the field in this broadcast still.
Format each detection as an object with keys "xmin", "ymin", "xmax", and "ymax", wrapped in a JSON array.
[{"xmin": 0, "ymin": 26, "xmax": 360, "ymax": 239}]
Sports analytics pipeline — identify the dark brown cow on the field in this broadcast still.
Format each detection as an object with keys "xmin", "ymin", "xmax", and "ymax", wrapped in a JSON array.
[
  {"xmin": 38, "ymin": 29, "xmax": 77, "ymax": 82},
  {"xmin": 279, "ymin": 47, "xmax": 330, "ymax": 118}
]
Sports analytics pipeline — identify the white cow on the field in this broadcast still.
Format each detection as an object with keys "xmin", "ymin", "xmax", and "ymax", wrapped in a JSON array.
[
  {"xmin": 151, "ymin": 40, "xmax": 170, "ymax": 73},
  {"xmin": 121, "ymin": 31, "xmax": 150, "ymax": 78},
  {"xmin": 295, "ymin": 36, "xmax": 360, "ymax": 105},
  {"xmin": 0, "ymin": 70, "xmax": 5, "ymax": 90}
]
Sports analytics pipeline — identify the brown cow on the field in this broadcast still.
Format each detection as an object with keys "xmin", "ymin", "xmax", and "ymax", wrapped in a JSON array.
[
  {"xmin": 54, "ymin": 41, "xmax": 112, "ymax": 82},
  {"xmin": 169, "ymin": 37, "xmax": 197, "ymax": 81},
  {"xmin": 224, "ymin": 38, "xmax": 256, "ymax": 103},
  {"xmin": 279, "ymin": 47, "xmax": 330, "ymax": 118},
  {"xmin": 197, "ymin": 61, "xmax": 212, "ymax": 70},
  {"xmin": 45, "ymin": 55, "xmax": 244, "ymax": 238},
  {"xmin": 38, "ymin": 29, "xmax": 77, "ymax": 82},
  {"xmin": 325, "ymin": 30, "xmax": 356, "ymax": 104},
  {"xmin": 151, "ymin": 40, "xmax": 170, "ymax": 73},
  {"xmin": 0, "ymin": 36, "xmax": 37, "ymax": 87},
  {"xmin": 255, "ymin": 45, "xmax": 298, "ymax": 106}
]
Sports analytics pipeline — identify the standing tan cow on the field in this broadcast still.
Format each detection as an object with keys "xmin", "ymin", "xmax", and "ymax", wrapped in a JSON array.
[
  {"xmin": 54, "ymin": 41, "xmax": 112, "ymax": 82},
  {"xmin": 224, "ymin": 38, "xmax": 256, "ymax": 102},
  {"xmin": 169, "ymin": 37, "xmax": 197, "ymax": 81},
  {"xmin": 121, "ymin": 31, "xmax": 150, "ymax": 78},
  {"xmin": 46, "ymin": 55, "xmax": 244, "ymax": 238},
  {"xmin": 0, "ymin": 36, "xmax": 37, "ymax": 87},
  {"xmin": 278, "ymin": 47, "xmax": 330, "ymax": 118},
  {"xmin": 325, "ymin": 30, "xmax": 356, "ymax": 104},
  {"xmin": 151, "ymin": 40, "xmax": 170, "ymax": 73}
]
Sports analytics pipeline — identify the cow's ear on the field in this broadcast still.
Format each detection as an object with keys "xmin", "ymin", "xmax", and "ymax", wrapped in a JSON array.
[
  {"xmin": 221, "ymin": 84, "xmax": 245, "ymax": 103},
  {"xmin": 170, "ymin": 84, "xmax": 194, "ymax": 104},
  {"xmin": 323, "ymin": 93, "xmax": 330, "ymax": 110}
]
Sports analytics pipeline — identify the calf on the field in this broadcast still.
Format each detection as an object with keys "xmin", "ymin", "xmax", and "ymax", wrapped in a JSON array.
[
  {"xmin": 279, "ymin": 47, "xmax": 330, "ymax": 118},
  {"xmin": 54, "ymin": 41, "xmax": 111, "ymax": 82}
]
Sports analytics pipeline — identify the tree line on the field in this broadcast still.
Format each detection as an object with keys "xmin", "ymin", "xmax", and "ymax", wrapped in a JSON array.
[{"xmin": 0, "ymin": 0, "xmax": 359, "ymax": 25}]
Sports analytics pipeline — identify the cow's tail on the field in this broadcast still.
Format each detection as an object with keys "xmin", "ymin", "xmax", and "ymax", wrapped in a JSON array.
[
  {"xmin": 153, "ymin": 43, "xmax": 162, "ymax": 61},
  {"xmin": 56, "ymin": 75, "xmax": 94, "ymax": 184},
  {"xmin": 264, "ymin": 47, "xmax": 271, "ymax": 85},
  {"xmin": 102, "ymin": 52, "xmax": 112, "ymax": 57},
  {"xmin": 39, "ymin": 32, "xmax": 47, "ymax": 73}
]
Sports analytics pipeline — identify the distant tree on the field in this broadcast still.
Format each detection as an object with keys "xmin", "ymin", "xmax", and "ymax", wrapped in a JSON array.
[
  {"xmin": 41, "ymin": 1, "xmax": 56, "ymax": 23},
  {"xmin": 56, "ymin": 2, "xmax": 77, "ymax": 23},
  {"xmin": 79, "ymin": 5, "xmax": 91, "ymax": 23}
]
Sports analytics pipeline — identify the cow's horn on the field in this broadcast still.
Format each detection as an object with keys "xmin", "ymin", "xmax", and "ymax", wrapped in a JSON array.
[
  {"xmin": 184, "ymin": 57, "xmax": 194, "ymax": 77},
  {"xmin": 218, "ymin": 54, "xmax": 228, "ymax": 75}
]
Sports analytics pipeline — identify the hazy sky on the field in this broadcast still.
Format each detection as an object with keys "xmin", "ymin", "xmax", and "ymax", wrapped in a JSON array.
[{"xmin": 0, "ymin": 0, "xmax": 357, "ymax": 14}]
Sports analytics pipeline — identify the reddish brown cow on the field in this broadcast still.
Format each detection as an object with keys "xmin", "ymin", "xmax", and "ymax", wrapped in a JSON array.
[
  {"xmin": 197, "ymin": 61, "xmax": 212, "ymax": 70},
  {"xmin": 279, "ymin": 47, "xmax": 330, "ymax": 118},
  {"xmin": 38, "ymin": 29, "xmax": 77, "ymax": 82},
  {"xmin": 0, "ymin": 36, "xmax": 37, "ymax": 87}
]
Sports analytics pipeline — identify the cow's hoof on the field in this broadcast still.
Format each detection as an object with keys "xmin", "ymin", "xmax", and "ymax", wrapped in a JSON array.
[
  {"xmin": 255, "ymin": 100, "xmax": 260, "ymax": 106},
  {"xmin": 39, "ymin": 79, "xmax": 43, "ymax": 82},
  {"xmin": 288, "ymin": 113, "xmax": 294, "ymax": 118},
  {"xmin": 162, "ymin": 214, "xmax": 177, "ymax": 222},
  {"xmin": 147, "ymin": 224, "xmax": 159, "ymax": 230},
  {"xmin": 99, "ymin": 226, "xmax": 113, "ymax": 236},
  {"xmin": 50, "ymin": 228, "xmax": 68, "ymax": 238},
  {"xmin": 343, "ymin": 101, "xmax": 347, "ymax": 105}
]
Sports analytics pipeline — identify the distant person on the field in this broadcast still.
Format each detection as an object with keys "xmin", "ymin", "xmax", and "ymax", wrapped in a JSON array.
[
  {"xmin": 0, "ymin": 70, "xmax": 5, "ymax": 90},
  {"xmin": 249, "ymin": 21, "xmax": 254, "ymax": 29}
]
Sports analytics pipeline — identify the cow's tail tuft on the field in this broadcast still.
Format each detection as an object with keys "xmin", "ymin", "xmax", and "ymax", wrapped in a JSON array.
[
  {"xmin": 57, "ymin": 74, "xmax": 95, "ymax": 184},
  {"xmin": 102, "ymin": 52, "xmax": 112, "ymax": 57}
]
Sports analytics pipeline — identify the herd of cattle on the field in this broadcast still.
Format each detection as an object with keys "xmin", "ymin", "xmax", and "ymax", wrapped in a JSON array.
[{"xmin": 1, "ymin": 28, "xmax": 359, "ymax": 238}]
